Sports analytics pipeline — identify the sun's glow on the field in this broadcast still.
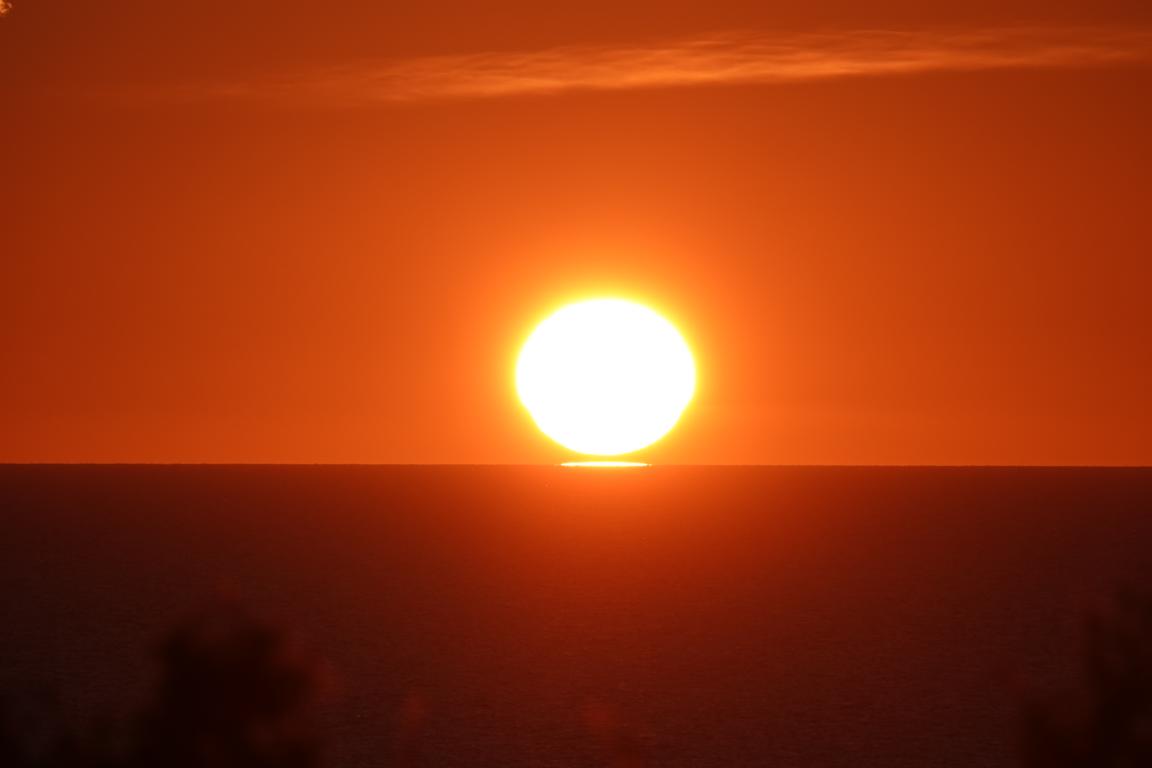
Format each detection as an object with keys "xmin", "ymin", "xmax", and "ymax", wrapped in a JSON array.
[{"xmin": 516, "ymin": 299, "xmax": 696, "ymax": 457}]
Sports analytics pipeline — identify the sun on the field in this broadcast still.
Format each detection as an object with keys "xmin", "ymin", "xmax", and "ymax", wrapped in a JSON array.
[{"xmin": 516, "ymin": 298, "xmax": 696, "ymax": 457}]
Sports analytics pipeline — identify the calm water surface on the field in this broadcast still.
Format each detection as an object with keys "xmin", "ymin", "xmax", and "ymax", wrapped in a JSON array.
[{"xmin": 2, "ymin": 466, "xmax": 1152, "ymax": 767}]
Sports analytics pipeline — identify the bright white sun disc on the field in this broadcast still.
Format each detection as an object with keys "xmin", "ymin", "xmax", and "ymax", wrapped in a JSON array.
[{"xmin": 516, "ymin": 299, "xmax": 696, "ymax": 456}]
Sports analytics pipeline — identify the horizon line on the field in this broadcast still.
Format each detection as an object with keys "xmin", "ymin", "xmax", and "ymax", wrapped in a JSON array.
[{"xmin": 2, "ymin": 462, "xmax": 1150, "ymax": 469}]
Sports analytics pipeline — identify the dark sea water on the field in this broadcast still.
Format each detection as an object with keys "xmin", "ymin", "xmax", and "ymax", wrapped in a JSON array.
[{"xmin": 2, "ymin": 465, "xmax": 1152, "ymax": 767}]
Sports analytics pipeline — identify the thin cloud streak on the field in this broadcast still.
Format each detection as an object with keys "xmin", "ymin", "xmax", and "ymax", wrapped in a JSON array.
[{"xmin": 226, "ymin": 27, "xmax": 1152, "ymax": 103}]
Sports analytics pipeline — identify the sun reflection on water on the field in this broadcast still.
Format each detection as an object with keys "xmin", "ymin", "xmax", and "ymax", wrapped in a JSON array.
[{"xmin": 560, "ymin": 461, "xmax": 650, "ymax": 468}]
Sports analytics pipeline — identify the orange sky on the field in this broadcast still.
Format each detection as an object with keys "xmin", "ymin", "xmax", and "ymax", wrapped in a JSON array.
[{"xmin": 2, "ymin": 1, "xmax": 1151, "ymax": 464}]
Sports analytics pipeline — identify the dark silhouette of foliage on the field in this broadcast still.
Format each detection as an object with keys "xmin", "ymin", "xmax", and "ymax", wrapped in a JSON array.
[
  {"xmin": 5, "ymin": 603, "xmax": 656, "ymax": 768},
  {"xmin": 0, "ymin": 693, "xmax": 29, "ymax": 767},
  {"xmin": 1023, "ymin": 587, "xmax": 1152, "ymax": 767},
  {"xmin": 0, "ymin": 683, "xmax": 121, "ymax": 768},
  {"xmin": 0, "ymin": 604, "xmax": 325, "ymax": 768},
  {"xmin": 134, "ymin": 603, "xmax": 324, "ymax": 768}
]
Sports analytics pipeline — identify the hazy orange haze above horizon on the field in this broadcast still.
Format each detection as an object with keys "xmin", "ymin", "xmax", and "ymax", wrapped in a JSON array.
[{"xmin": 1, "ymin": 0, "xmax": 1151, "ymax": 464}]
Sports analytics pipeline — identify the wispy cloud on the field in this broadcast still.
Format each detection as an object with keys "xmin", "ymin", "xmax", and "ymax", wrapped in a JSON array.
[
  {"xmin": 221, "ymin": 26, "xmax": 1152, "ymax": 103},
  {"xmin": 0, "ymin": 1, "xmax": 13, "ymax": 18}
]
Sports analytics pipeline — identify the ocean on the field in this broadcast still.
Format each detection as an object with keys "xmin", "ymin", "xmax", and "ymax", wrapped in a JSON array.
[{"xmin": 2, "ymin": 465, "xmax": 1151, "ymax": 767}]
